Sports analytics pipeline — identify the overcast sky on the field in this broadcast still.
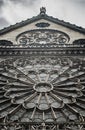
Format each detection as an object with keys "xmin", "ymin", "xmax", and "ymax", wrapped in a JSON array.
[{"xmin": 0, "ymin": 0, "xmax": 85, "ymax": 29}]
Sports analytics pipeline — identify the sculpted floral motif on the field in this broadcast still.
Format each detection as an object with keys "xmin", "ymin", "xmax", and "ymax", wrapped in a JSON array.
[{"xmin": 17, "ymin": 29, "xmax": 70, "ymax": 45}]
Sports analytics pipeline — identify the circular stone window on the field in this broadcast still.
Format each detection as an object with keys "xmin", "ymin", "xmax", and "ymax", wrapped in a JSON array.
[{"xmin": 33, "ymin": 82, "xmax": 53, "ymax": 92}]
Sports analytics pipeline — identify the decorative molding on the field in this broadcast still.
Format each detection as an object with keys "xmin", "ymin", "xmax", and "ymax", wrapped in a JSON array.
[{"xmin": 16, "ymin": 29, "xmax": 70, "ymax": 45}]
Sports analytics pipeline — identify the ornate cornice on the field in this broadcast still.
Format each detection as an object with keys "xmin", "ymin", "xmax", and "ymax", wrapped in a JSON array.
[{"xmin": 0, "ymin": 45, "xmax": 85, "ymax": 56}]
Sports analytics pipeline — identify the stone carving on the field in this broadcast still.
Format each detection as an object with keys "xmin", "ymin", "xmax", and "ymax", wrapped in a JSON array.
[
  {"xmin": 17, "ymin": 29, "xmax": 70, "ymax": 45},
  {"xmin": 40, "ymin": 7, "xmax": 46, "ymax": 15},
  {"xmin": 0, "ymin": 56, "xmax": 85, "ymax": 130}
]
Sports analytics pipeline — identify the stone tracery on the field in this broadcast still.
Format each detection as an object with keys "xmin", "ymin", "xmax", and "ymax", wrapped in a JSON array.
[
  {"xmin": 0, "ymin": 56, "xmax": 85, "ymax": 129},
  {"xmin": 0, "ymin": 6, "xmax": 85, "ymax": 130}
]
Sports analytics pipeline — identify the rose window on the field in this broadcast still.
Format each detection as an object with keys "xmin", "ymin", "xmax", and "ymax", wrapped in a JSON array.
[{"xmin": 0, "ymin": 56, "xmax": 85, "ymax": 128}]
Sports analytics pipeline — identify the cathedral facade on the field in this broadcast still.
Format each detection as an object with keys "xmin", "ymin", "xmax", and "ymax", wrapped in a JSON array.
[{"xmin": 0, "ymin": 7, "xmax": 85, "ymax": 130}]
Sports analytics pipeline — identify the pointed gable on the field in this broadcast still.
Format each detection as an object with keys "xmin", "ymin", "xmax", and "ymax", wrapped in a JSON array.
[{"xmin": 0, "ymin": 7, "xmax": 85, "ymax": 45}]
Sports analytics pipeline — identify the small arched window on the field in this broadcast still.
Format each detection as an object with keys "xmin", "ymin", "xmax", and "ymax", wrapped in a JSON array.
[
  {"xmin": 0, "ymin": 40, "xmax": 13, "ymax": 46},
  {"xmin": 73, "ymin": 39, "xmax": 85, "ymax": 45}
]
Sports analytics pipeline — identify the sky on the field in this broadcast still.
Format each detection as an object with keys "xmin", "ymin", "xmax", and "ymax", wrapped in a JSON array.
[{"xmin": 0, "ymin": 0, "xmax": 85, "ymax": 29}]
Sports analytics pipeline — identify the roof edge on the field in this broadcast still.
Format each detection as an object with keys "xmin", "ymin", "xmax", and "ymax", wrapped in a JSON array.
[{"xmin": 0, "ymin": 7, "xmax": 85, "ymax": 35}]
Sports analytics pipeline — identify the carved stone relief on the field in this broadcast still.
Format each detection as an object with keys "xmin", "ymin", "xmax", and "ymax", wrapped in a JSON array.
[
  {"xmin": 17, "ymin": 29, "xmax": 70, "ymax": 45},
  {"xmin": 0, "ymin": 56, "xmax": 85, "ymax": 130}
]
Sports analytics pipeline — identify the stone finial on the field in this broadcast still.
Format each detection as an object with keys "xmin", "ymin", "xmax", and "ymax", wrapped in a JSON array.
[{"xmin": 40, "ymin": 7, "xmax": 46, "ymax": 15}]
